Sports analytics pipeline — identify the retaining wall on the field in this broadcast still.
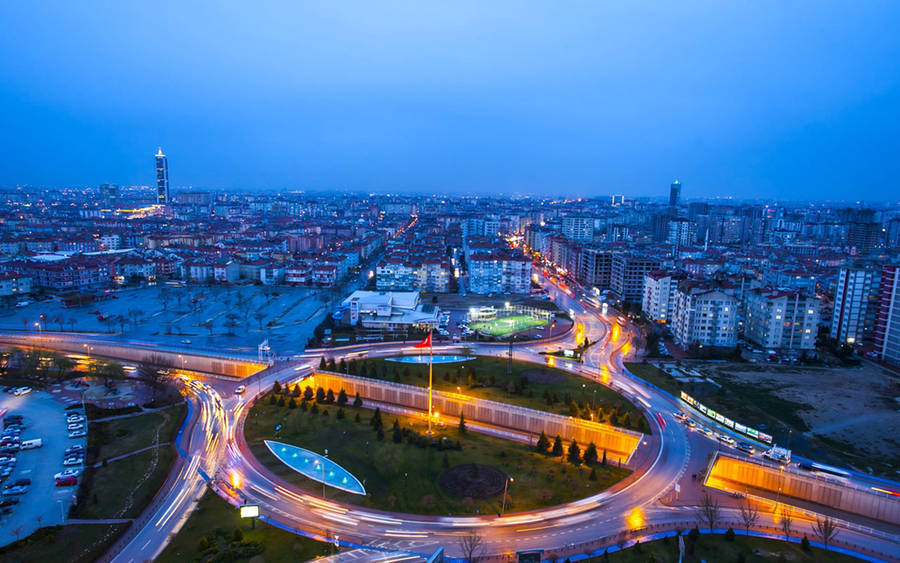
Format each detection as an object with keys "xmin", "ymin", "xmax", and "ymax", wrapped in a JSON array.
[
  {"xmin": 309, "ymin": 370, "xmax": 642, "ymax": 462},
  {"xmin": 0, "ymin": 333, "xmax": 267, "ymax": 379},
  {"xmin": 706, "ymin": 454, "xmax": 900, "ymax": 525}
]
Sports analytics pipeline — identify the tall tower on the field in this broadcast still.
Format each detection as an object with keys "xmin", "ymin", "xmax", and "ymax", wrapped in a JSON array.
[
  {"xmin": 669, "ymin": 179, "xmax": 681, "ymax": 207},
  {"xmin": 155, "ymin": 147, "xmax": 169, "ymax": 205}
]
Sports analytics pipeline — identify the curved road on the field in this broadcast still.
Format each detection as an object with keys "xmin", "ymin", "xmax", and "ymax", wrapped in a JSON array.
[{"xmin": 49, "ymin": 277, "xmax": 900, "ymax": 562}]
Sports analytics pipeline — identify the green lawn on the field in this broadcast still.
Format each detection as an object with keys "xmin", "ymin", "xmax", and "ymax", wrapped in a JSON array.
[
  {"xmin": 73, "ymin": 445, "xmax": 177, "ymax": 519},
  {"xmin": 470, "ymin": 314, "xmax": 548, "ymax": 336},
  {"xmin": 90, "ymin": 403, "xmax": 187, "ymax": 461},
  {"xmin": 334, "ymin": 356, "xmax": 648, "ymax": 433},
  {"xmin": 245, "ymin": 397, "xmax": 630, "ymax": 515},
  {"xmin": 624, "ymin": 362, "xmax": 682, "ymax": 397},
  {"xmin": 0, "ymin": 524, "xmax": 129, "ymax": 563},
  {"xmin": 586, "ymin": 532, "xmax": 861, "ymax": 562},
  {"xmin": 158, "ymin": 490, "xmax": 330, "ymax": 563}
]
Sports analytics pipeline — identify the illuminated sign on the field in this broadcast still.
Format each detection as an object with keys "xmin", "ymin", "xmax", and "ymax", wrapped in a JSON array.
[
  {"xmin": 679, "ymin": 391, "xmax": 772, "ymax": 444},
  {"xmin": 240, "ymin": 505, "xmax": 260, "ymax": 518}
]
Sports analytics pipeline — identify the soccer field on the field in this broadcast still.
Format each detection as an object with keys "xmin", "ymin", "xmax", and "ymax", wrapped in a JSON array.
[{"xmin": 469, "ymin": 314, "xmax": 548, "ymax": 336}]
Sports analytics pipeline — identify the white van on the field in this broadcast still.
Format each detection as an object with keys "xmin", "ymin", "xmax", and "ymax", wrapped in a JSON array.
[{"xmin": 21, "ymin": 438, "xmax": 42, "ymax": 450}]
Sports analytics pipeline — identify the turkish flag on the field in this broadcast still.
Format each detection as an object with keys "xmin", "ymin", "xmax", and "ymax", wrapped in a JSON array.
[{"xmin": 414, "ymin": 332, "xmax": 432, "ymax": 348}]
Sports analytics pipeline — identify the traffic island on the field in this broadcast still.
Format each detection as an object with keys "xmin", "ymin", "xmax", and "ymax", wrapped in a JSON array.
[{"xmin": 244, "ymin": 396, "xmax": 631, "ymax": 515}]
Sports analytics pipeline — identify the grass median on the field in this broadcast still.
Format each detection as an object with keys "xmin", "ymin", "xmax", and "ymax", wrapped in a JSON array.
[
  {"xmin": 0, "ymin": 523, "xmax": 129, "ymax": 563},
  {"xmin": 157, "ymin": 490, "xmax": 331, "ymax": 562},
  {"xmin": 245, "ymin": 395, "xmax": 630, "ymax": 516},
  {"xmin": 325, "ymin": 355, "xmax": 649, "ymax": 433}
]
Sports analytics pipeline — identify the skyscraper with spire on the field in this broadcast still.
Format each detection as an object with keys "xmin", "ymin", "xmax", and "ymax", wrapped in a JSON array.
[{"xmin": 155, "ymin": 147, "xmax": 169, "ymax": 204}]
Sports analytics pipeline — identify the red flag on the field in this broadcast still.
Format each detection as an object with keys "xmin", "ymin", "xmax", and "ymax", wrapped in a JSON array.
[{"xmin": 414, "ymin": 332, "xmax": 432, "ymax": 348}]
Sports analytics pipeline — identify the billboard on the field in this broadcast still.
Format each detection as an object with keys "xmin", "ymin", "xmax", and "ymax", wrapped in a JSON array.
[{"xmin": 679, "ymin": 391, "xmax": 772, "ymax": 444}]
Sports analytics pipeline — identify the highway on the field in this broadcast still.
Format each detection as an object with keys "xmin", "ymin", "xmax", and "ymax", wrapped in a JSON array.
[{"xmin": 12, "ymin": 275, "xmax": 900, "ymax": 562}]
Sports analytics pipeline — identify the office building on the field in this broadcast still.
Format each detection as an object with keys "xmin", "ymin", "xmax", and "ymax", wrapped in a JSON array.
[
  {"xmin": 669, "ymin": 179, "xmax": 681, "ymax": 207},
  {"xmin": 155, "ymin": 147, "xmax": 169, "ymax": 205}
]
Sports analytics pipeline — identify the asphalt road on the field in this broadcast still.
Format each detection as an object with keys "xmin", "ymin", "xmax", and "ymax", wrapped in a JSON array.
[{"xmin": 11, "ymin": 272, "xmax": 900, "ymax": 562}]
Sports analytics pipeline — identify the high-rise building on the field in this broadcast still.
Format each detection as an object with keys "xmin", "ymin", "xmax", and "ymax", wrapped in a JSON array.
[
  {"xmin": 577, "ymin": 247, "xmax": 617, "ymax": 289},
  {"xmin": 98, "ymin": 183, "xmax": 119, "ymax": 205},
  {"xmin": 874, "ymin": 264, "xmax": 900, "ymax": 366},
  {"xmin": 830, "ymin": 261, "xmax": 881, "ymax": 345},
  {"xmin": 561, "ymin": 215, "xmax": 593, "ymax": 243},
  {"xmin": 642, "ymin": 270, "xmax": 686, "ymax": 324},
  {"xmin": 155, "ymin": 147, "xmax": 169, "ymax": 205},
  {"xmin": 611, "ymin": 253, "xmax": 662, "ymax": 303},
  {"xmin": 669, "ymin": 179, "xmax": 681, "ymax": 207},
  {"xmin": 671, "ymin": 281, "xmax": 737, "ymax": 348},
  {"xmin": 744, "ymin": 288, "xmax": 820, "ymax": 351}
]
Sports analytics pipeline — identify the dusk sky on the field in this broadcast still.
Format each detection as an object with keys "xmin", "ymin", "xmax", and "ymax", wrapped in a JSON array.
[{"xmin": 1, "ymin": 2, "xmax": 898, "ymax": 200}]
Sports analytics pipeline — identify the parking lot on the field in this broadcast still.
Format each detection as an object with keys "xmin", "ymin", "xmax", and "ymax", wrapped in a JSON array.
[{"xmin": 0, "ymin": 390, "xmax": 86, "ymax": 547}]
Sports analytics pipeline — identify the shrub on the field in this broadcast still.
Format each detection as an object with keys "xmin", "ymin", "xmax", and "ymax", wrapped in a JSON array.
[
  {"xmin": 233, "ymin": 528, "xmax": 243, "ymax": 542},
  {"xmin": 801, "ymin": 535, "xmax": 811, "ymax": 551},
  {"xmin": 725, "ymin": 527, "xmax": 735, "ymax": 542},
  {"xmin": 197, "ymin": 536, "xmax": 210, "ymax": 551}
]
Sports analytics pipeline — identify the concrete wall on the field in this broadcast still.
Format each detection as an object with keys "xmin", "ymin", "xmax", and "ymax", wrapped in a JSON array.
[
  {"xmin": 309, "ymin": 370, "xmax": 643, "ymax": 462},
  {"xmin": 706, "ymin": 454, "xmax": 900, "ymax": 525},
  {"xmin": 0, "ymin": 333, "xmax": 267, "ymax": 379}
]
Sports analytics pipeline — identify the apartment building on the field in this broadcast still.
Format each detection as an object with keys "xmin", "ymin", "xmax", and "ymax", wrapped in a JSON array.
[
  {"xmin": 671, "ymin": 281, "xmax": 738, "ymax": 348},
  {"xmin": 611, "ymin": 253, "xmax": 662, "ymax": 303},
  {"xmin": 830, "ymin": 261, "xmax": 881, "ymax": 345},
  {"xmin": 468, "ymin": 252, "xmax": 531, "ymax": 295},
  {"xmin": 642, "ymin": 270, "xmax": 685, "ymax": 324},
  {"xmin": 744, "ymin": 288, "xmax": 819, "ymax": 351}
]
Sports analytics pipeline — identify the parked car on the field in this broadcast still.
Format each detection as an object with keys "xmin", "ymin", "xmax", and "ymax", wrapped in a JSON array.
[
  {"xmin": 0, "ymin": 498, "xmax": 18, "ymax": 508},
  {"xmin": 55, "ymin": 476, "xmax": 78, "ymax": 487},
  {"xmin": 63, "ymin": 456, "xmax": 83, "ymax": 467},
  {"xmin": 68, "ymin": 430, "xmax": 86, "ymax": 438},
  {"xmin": 2, "ymin": 478, "xmax": 31, "ymax": 495},
  {"xmin": 67, "ymin": 423, "xmax": 84, "ymax": 431},
  {"xmin": 54, "ymin": 468, "xmax": 80, "ymax": 480},
  {"xmin": 65, "ymin": 445, "xmax": 85, "ymax": 456},
  {"xmin": 66, "ymin": 414, "xmax": 85, "ymax": 423},
  {"xmin": 12, "ymin": 387, "xmax": 32, "ymax": 396},
  {"xmin": 20, "ymin": 439, "xmax": 42, "ymax": 450}
]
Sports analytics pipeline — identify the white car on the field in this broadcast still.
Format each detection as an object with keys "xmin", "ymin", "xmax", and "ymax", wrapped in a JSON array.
[
  {"xmin": 234, "ymin": 385, "xmax": 245, "ymax": 395},
  {"xmin": 67, "ymin": 423, "xmax": 84, "ymax": 431},
  {"xmin": 68, "ymin": 430, "xmax": 86, "ymax": 439},
  {"xmin": 717, "ymin": 434, "xmax": 736, "ymax": 446},
  {"xmin": 67, "ymin": 414, "xmax": 85, "ymax": 422},
  {"xmin": 12, "ymin": 387, "xmax": 32, "ymax": 396},
  {"xmin": 62, "ymin": 456, "xmax": 83, "ymax": 467},
  {"xmin": 54, "ymin": 468, "xmax": 80, "ymax": 480}
]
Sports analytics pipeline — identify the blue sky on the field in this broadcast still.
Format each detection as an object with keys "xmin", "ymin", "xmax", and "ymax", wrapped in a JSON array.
[{"xmin": 1, "ymin": 2, "xmax": 898, "ymax": 200}]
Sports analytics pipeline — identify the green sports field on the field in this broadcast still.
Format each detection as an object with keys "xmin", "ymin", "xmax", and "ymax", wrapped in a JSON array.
[{"xmin": 469, "ymin": 314, "xmax": 548, "ymax": 336}]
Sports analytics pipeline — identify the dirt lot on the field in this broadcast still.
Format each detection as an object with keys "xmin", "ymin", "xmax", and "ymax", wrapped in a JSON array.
[{"xmin": 695, "ymin": 361, "xmax": 900, "ymax": 475}]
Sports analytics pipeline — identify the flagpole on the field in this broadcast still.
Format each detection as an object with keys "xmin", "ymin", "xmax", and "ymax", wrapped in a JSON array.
[{"xmin": 427, "ymin": 328, "xmax": 433, "ymax": 435}]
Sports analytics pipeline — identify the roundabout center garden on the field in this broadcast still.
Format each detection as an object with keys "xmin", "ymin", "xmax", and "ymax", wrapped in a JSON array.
[{"xmin": 244, "ymin": 382, "xmax": 632, "ymax": 516}]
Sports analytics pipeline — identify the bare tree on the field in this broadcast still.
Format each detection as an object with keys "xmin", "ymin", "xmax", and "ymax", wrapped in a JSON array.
[
  {"xmin": 813, "ymin": 516, "xmax": 839, "ymax": 550},
  {"xmin": 199, "ymin": 320, "xmax": 214, "ymax": 336},
  {"xmin": 780, "ymin": 507, "xmax": 793, "ymax": 541},
  {"xmin": 739, "ymin": 497, "xmax": 759, "ymax": 536},
  {"xmin": 254, "ymin": 311, "xmax": 266, "ymax": 330},
  {"xmin": 458, "ymin": 531, "xmax": 485, "ymax": 562},
  {"xmin": 128, "ymin": 307, "xmax": 142, "ymax": 327},
  {"xmin": 697, "ymin": 491, "xmax": 720, "ymax": 532},
  {"xmin": 137, "ymin": 354, "xmax": 175, "ymax": 402}
]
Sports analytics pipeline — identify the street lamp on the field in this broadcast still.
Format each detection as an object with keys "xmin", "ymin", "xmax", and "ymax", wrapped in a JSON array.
[{"xmin": 501, "ymin": 476, "xmax": 514, "ymax": 515}]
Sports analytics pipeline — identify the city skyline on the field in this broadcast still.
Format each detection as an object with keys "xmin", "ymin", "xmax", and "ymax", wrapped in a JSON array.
[{"xmin": 2, "ymin": 2, "xmax": 899, "ymax": 199}]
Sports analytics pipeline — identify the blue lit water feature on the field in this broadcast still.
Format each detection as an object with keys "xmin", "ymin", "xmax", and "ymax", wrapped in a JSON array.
[
  {"xmin": 264, "ymin": 440, "xmax": 366, "ymax": 495},
  {"xmin": 386, "ymin": 355, "xmax": 474, "ymax": 364}
]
